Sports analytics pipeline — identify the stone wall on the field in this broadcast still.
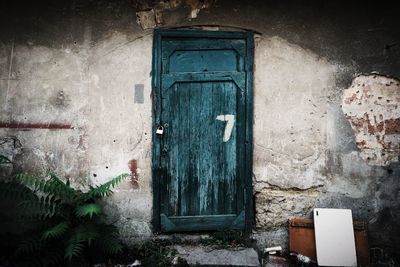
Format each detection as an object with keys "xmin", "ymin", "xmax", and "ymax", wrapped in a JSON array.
[{"xmin": 1, "ymin": 0, "xmax": 399, "ymax": 257}]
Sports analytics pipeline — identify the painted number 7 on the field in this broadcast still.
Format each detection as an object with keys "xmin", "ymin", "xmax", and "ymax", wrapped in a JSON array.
[{"xmin": 216, "ymin": 114, "xmax": 235, "ymax": 142}]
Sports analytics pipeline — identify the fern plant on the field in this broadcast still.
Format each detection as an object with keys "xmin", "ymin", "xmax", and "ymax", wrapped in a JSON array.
[{"xmin": 0, "ymin": 171, "xmax": 129, "ymax": 266}]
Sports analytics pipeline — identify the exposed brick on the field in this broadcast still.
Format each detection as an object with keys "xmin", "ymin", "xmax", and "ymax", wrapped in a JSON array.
[
  {"xmin": 342, "ymin": 74, "xmax": 400, "ymax": 166},
  {"xmin": 385, "ymin": 118, "xmax": 400, "ymax": 134}
]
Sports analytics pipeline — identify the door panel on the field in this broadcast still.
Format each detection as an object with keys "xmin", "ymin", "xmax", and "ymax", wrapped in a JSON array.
[
  {"xmin": 168, "ymin": 50, "xmax": 239, "ymax": 72},
  {"xmin": 162, "ymin": 38, "xmax": 246, "ymax": 73},
  {"xmin": 161, "ymin": 81, "xmax": 238, "ymax": 217},
  {"xmin": 152, "ymin": 30, "xmax": 253, "ymax": 232}
]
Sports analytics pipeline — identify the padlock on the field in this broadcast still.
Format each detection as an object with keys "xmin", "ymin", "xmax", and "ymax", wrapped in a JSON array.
[{"xmin": 156, "ymin": 125, "xmax": 164, "ymax": 135}]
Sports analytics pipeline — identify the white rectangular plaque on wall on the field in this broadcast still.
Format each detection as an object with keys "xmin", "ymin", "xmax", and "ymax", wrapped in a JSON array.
[{"xmin": 314, "ymin": 208, "xmax": 357, "ymax": 266}]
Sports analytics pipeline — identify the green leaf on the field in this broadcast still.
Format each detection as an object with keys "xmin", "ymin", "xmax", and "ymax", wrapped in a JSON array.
[
  {"xmin": 96, "ymin": 236, "xmax": 124, "ymax": 255},
  {"xmin": 15, "ymin": 174, "xmax": 45, "ymax": 191},
  {"xmin": 42, "ymin": 222, "xmax": 69, "ymax": 240},
  {"xmin": 46, "ymin": 172, "xmax": 76, "ymax": 199},
  {"xmin": 65, "ymin": 241, "xmax": 85, "ymax": 260},
  {"xmin": 0, "ymin": 155, "xmax": 11, "ymax": 164},
  {"xmin": 15, "ymin": 237, "xmax": 42, "ymax": 256},
  {"xmin": 75, "ymin": 203, "xmax": 102, "ymax": 218},
  {"xmin": 65, "ymin": 224, "xmax": 102, "ymax": 259},
  {"xmin": 17, "ymin": 193, "xmax": 58, "ymax": 220},
  {"xmin": 0, "ymin": 181, "xmax": 37, "ymax": 202},
  {"xmin": 73, "ymin": 224, "xmax": 101, "ymax": 246},
  {"xmin": 84, "ymin": 173, "xmax": 129, "ymax": 200}
]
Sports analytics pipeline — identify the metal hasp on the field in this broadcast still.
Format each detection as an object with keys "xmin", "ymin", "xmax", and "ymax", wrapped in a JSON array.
[{"xmin": 152, "ymin": 29, "xmax": 254, "ymax": 232}]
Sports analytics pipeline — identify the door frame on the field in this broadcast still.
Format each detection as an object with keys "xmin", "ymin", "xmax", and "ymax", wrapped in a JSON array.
[{"xmin": 151, "ymin": 29, "xmax": 254, "ymax": 233}]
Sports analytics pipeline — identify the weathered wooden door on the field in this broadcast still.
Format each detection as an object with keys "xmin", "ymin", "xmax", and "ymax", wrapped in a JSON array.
[{"xmin": 152, "ymin": 30, "xmax": 253, "ymax": 232}]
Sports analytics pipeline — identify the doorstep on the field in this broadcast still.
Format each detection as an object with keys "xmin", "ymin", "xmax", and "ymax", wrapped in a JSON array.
[{"xmin": 172, "ymin": 245, "xmax": 260, "ymax": 267}]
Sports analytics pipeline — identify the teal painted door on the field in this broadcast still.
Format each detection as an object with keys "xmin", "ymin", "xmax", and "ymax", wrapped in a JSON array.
[{"xmin": 152, "ymin": 30, "xmax": 253, "ymax": 232}]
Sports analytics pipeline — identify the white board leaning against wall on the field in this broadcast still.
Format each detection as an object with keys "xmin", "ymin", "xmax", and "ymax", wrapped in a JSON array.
[{"xmin": 314, "ymin": 208, "xmax": 357, "ymax": 267}]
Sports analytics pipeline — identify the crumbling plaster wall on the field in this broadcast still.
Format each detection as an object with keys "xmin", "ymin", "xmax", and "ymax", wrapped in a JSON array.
[
  {"xmin": 0, "ymin": 1, "xmax": 155, "ymax": 241},
  {"xmin": 253, "ymin": 36, "xmax": 337, "ymax": 229},
  {"xmin": 1, "ymin": 0, "xmax": 400, "ymax": 254}
]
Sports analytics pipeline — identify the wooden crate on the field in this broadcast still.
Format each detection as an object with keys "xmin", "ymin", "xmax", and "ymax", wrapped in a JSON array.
[{"xmin": 288, "ymin": 218, "xmax": 370, "ymax": 266}]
